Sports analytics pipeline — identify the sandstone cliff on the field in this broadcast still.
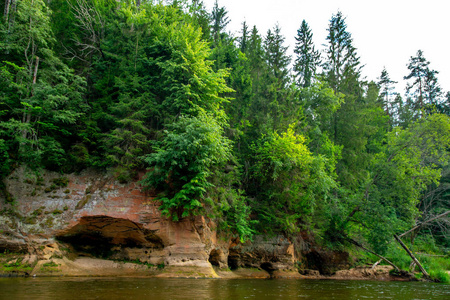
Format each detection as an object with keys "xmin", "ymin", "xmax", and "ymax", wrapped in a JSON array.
[{"xmin": 0, "ymin": 166, "xmax": 359, "ymax": 279}]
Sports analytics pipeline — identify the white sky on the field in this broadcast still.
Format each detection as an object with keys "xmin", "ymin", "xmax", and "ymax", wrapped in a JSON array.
[{"xmin": 204, "ymin": 0, "xmax": 449, "ymax": 95}]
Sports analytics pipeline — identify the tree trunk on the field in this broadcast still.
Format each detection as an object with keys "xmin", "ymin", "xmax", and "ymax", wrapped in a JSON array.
[
  {"xmin": 4, "ymin": 0, "xmax": 11, "ymax": 22},
  {"xmin": 32, "ymin": 56, "xmax": 39, "ymax": 84},
  {"xmin": 26, "ymin": 56, "xmax": 39, "ymax": 124},
  {"xmin": 347, "ymin": 238, "xmax": 400, "ymax": 272},
  {"xmin": 4, "ymin": 0, "xmax": 16, "ymax": 35},
  {"xmin": 394, "ymin": 234, "xmax": 430, "ymax": 280},
  {"xmin": 22, "ymin": 56, "xmax": 39, "ymax": 139}
]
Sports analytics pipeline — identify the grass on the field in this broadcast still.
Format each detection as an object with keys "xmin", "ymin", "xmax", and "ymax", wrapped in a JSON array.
[
  {"xmin": 2, "ymin": 262, "xmax": 33, "ymax": 273},
  {"xmin": 113, "ymin": 258, "xmax": 161, "ymax": 269},
  {"xmin": 362, "ymin": 238, "xmax": 450, "ymax": 283},
  {"xmin": 42, "ymin": 261, "xmax": 59, "ymax": 268},
  {"xmin": 39, "ymin": 261, "xmax": 61, "ymax": 273},
  {"xmin": 418, "ymin": 255, "xmax": 450, "ymax": 283},
  {"xmin": 349, "ymin": 234, "xmax": 450, "ymax": 284},
  {"xmin": 0, "ymin": 257, "xmax": 33, "ymax": 274}
]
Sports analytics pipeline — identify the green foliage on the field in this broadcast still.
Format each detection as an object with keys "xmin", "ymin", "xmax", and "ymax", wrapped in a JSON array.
[
  {"xmin": 250, "ymin": 127, "xmax": 313, "ymax": 233},
  {"xmin": 0, "ymin": 139, "xmax": 12, "ymax": 178},
  {"xmin": 428, "ymin": 268, "xmax": 450, "ymax": 283},
  {"xmin": 141, "ymin": 113, "xmax": 232, "ymax": 220},
  {"xmin": 212, "ymin": 187, "xmax": 255, "ymax": 242},
  {"xmin": 2, "ymin": 261, "xmax": 33, "ymax": 273},
  {"xmin": 252, "ymin": 127, "xmax": 311, "ymax": 181},
  {"xmin": 84, "ymin": 1, "xmax": 232, "ymax": 174},
  {"xmin": 52, "ymin": 177, "xmax": 69, "ymax": 187},
  {"xmin": 419, "ymin": 253, "xmax": 450, "ymax": 282},
  {"xmin": 0, "ymin": 0, "xmax": 87, "ymax": 174},
  {"xmin": 350, "ymin": 114, "xmax": 450, "ymax": 253},
  {"xmin": 1, "ymin": 0, "xmax": 449, "ymax": 252},
  {"xmin": 294, "ymin": 20, "xmax": 321, "ymax": 88},
  {"xmin": 378, "ymin": 238, "xmax": 450, "ymax": 283},
  {"xmin": 404, "ymin": 50, "xmax": 443, "ymax": 115}
]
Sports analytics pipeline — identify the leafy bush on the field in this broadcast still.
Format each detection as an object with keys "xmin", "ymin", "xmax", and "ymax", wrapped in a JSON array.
[
  {"xmin": 141, "ymin": 113, "xmax": 232, "ymax": 220},
  {"xmin": 249, "ymin": 126, "xmax": 334, "ymax": 234}
]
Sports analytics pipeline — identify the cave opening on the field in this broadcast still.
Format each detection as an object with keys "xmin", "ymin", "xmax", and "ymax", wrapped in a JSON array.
[
  {"xmin": 56, "ymin": 216, "xmax": 164, "ymax": 259},
  {"xmin": 260, "ymin": 262, "xmax": 275, "ymax": 274},
  {"xmin": 208, "ymin": 249, "xmax": 222, "ymax": 267},
  {"xmin": 227, "ymin": 249, "xmax": 239, "ymax": 270}
]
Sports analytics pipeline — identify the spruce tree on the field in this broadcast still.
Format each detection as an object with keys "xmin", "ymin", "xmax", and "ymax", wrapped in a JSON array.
[
  {"xmin": 210, "ymin": 0, "xmax": 229, "ymax": 44},
  {"xmin": 246, "ymin": 25, "xmax": 265, "ymax": 80},
  {"xmin": 378, "ymin": 67, "xmax": 397, "ymax": 127},
  {"xmin": 294, "ymin": 20, "xmax": 320, "ymax": 88},
  {"xmin": 323, "ymin": 11, "xmax": 361, "ymax": 93},
  {"xmin": 189, "ymin": 0, "xmax": 211, "ymax": 41},
  {"xmin": 423, "ymin": 68, "xmax": 442, "ymax": 107},
  {"xmin": 323, "ymin": 11, "xmax": 370, "ymax": 190},
  {"xmin": 264, "ymin": 24, "xmax": 291, "ymax": 85},
  {"xmin": 238, "ymin": 21, "xmax": 249, "ymax": 54}
]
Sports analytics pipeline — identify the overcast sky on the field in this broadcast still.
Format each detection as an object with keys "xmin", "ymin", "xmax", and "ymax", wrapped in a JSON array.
[{"xmin": 204, "ymin": 0, "xmax": 449, "ymax": 95}]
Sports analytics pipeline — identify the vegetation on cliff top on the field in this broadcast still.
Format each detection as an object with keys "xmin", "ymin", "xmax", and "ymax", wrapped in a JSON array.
[{"xmin": 1, "ymin": 0, "xmax": 449, "ymax": 279}]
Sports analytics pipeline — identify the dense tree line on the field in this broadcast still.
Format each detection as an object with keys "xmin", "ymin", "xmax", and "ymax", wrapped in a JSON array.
[{"xmin": 1, "ymin": 0, "xmax": 449, "ymax": 262}]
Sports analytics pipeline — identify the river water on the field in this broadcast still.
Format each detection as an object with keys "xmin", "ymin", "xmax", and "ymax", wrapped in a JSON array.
[{"xmin": 1, "ymin": 277, "xmax": 449, "ymax": 299}]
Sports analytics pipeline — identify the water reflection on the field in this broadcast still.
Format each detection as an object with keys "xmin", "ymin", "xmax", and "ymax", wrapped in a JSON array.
[{"xmin": 0, "ymin": 277, "xmax": 449, "ymax": 299}]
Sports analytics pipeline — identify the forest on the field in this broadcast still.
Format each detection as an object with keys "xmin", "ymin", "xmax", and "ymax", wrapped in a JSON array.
[{"xmin": 1, "ymin": 0, "xmax": 449, "ymax": 281}]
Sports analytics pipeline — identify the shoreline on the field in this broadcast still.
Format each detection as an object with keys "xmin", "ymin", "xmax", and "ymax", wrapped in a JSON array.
[{"xmin": 1, "ymin": 256, "xmax": 416, "ymax": 281}]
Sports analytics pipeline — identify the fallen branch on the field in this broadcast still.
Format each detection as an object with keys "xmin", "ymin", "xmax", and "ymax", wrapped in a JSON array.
[
  {"xmin": 346, "ymin": 238, "xmax": 400, "ymax": 272},
  {"xmin": 415, "ymin": 253, "xmax": 447, "ymax": 257},
  {"xmin": 394, "ymin": 234, "xmax": 430, "ymax": 280},
  {"xmin": 371, "ymin": 259, "xmax": 382, "ymax": 269}
]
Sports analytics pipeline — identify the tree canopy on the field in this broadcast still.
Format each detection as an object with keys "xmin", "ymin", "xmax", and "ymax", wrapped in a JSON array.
[{"xmin": 1, "ymin": 1, "xmax": 449, "ymax": 266}]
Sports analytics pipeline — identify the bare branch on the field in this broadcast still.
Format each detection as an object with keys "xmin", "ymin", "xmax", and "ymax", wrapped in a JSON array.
[
  {"xmin": 346, "ymin": 237, "xmax": 401, "ymax": 272},
  {"xmin": 399, "ymin": 210, "xmax": 450, "ymax": 238},
  {"xmin": 67, "ymin": 0, "xmax": 105, "ymax": 59}
]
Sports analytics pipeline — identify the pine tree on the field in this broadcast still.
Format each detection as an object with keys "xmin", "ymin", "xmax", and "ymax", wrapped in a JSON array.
[
  {"xmin": 246, "ymin": 26, "xmax": 265, "ymax": 80},
  {"xmin": 209, "ymin": 1, "xmax": 234, "ymax": 71},
  {"xmin": 294, "ymin": 20, "xmax": 320, "ymax": 88},
  {"xmin": 439, "ymin": 92, "xmax": 450, "ymax": 115},
  {"xmin": 323, "ymin": 10, "xmax": 363, "ymax": 141},
  {"xmin": 404, "ymin": 50, "xmax": 444, "ymax": 118},
  {"xmin": 404, "ymin": 50, "xmax": 431, "ymax": 112},
  {"xmin": 260, "ymin": 24, "xmax": 295, "ymax": 131}
]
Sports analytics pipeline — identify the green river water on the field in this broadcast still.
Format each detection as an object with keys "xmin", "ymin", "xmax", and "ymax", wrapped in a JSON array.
[{"xmin": 1, "ymin": 277, "xmax": 449, "ymax": 299}]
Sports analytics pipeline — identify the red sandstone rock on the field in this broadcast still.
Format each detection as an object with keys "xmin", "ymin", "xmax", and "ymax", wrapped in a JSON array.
[{"xmin": 0, "ymin": 166, "xmax": 348, "ymax": 278}]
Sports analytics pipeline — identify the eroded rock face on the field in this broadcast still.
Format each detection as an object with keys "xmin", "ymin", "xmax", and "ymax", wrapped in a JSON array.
[
  {"xmin": 304, "ymin": 250, "xmax": 350, "ymax": 275},
  {"xmin": 0, "ymin": 166, "xmax": 348, "ymax": 278},
  {"xmin": 0, "ymin": 167, "xmax": 228, "ymax": 276},
  {"xmin": 228, "ymin": 235, "xmax": 297, "ymax": 273},
  {"xmin": 55, "ymin": 216, "xmax": 165, "ymax": 264},
  {"xmin": 0, "ymin": 231, "xmax": 28, "ymax": 253}
]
